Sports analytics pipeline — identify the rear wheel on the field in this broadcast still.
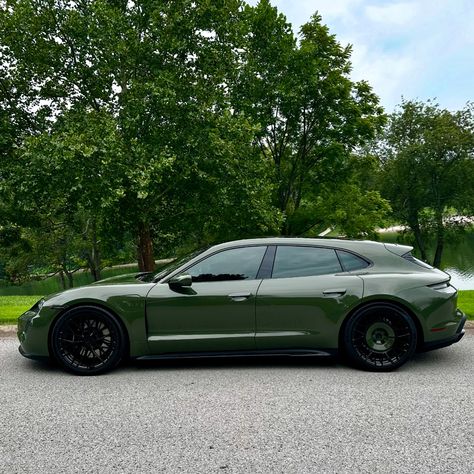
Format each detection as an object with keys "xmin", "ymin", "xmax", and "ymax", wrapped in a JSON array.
[
  {"xmin": 343, "ymin": 303, "xmax": 417, "ymax": 371},
  {"xmin": 51, "ymin": 306, "xmax": 125, "ymax": 375}
]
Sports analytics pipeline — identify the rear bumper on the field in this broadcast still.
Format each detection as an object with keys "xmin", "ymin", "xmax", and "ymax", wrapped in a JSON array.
[{"xmin": 420, "ymin": 312, "xmax": 466, "ymax": 352}]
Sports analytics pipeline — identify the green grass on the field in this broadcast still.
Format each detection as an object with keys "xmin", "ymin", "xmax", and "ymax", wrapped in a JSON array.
[
  {"xmin": 0, "ymin": 295, "xmax": 42, "ymax": 324},
  {"xmin": 459, "ymin": 290, "xmax": 474, "ymax": 320},
  {"xmin": 1, "ymin": 291, "xmax": 473, "ymax": 326}
]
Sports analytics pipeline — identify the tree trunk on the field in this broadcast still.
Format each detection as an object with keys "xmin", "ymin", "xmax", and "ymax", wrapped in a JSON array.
[
  {"xmin": 59, "ymin": 271, "xmax": 66, "ymax": 290},
  {"xmin": 86, "ymin": 220, "xmax": 101, "ymax": 281},
  {"xmin": 86, "ymin": 251, "xmax": 101, "ymax": 281},
  {"xmin": 411, "ymin": 222, "xmax": 428, "ymax": 262},
  {"xmin": 66, "ymin": 270, "xmax": 74, "ymax": 288},
  {"xmin": 433, "ymin": 212, "xmax": 445, "ymax": 268},
  {"xmin": 137, "ymin": 222, "xmax": 155, "ymax": 272},
  {"xmin": 91, "ymin": 219, "xmax": 101, "ymax": 281},
  {"xmin": 61, "ymin": 261, "xmax": 74, "ymax": 288}
]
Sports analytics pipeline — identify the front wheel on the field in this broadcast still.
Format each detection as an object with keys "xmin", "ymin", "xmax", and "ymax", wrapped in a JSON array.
[
  {"xmin": 343, "ymin": 303, "xmax": 417, "ymax": 371},
  {"xmin": 51, "ymin": 306, "xmax": 125, "ymax": 375}
]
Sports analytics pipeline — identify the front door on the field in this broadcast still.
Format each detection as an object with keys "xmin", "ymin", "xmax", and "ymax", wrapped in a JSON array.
[{"xmin": 146, "ymin": 246, "xmax": 268, "ymax": 354}]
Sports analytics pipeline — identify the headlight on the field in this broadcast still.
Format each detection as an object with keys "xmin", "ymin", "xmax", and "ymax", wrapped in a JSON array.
[{"xmin": 30, "ymin": 298, "xmax": 45, "ymax": 313}]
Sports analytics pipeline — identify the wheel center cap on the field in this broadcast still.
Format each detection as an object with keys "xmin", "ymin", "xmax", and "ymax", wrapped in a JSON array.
[{"xmin": 366, "ymin": 322, "xmax": 395, "ymax": 352}]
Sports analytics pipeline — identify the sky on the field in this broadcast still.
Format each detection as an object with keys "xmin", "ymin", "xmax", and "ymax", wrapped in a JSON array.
[{"xmin": 246, "ymin": 0, "xmax": 474, "ymax": 112}]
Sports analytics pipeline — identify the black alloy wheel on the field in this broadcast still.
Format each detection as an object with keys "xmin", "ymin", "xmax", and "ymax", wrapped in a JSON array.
[
  {"xmin": 343, "ymin": 303, "xmax": 417, "ymax": 371},
  {"xmin": 51, "ymin": 306, "xmax": 125, "ymax": 375}
]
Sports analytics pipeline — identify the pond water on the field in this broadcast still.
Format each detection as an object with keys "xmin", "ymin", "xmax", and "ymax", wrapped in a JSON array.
[
  {"xmin": 439, "ymin": 232, "xmax": 474, "ymax": 289},
  {"xmin": 380, "ymin": 230, "xmax": 474, "ymax": 290}
]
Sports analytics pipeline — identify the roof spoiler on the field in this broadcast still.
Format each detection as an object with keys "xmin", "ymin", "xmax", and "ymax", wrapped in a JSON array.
[{"xmin": 383, "ymin": 243, "xmax": 413, "ymax": 256}]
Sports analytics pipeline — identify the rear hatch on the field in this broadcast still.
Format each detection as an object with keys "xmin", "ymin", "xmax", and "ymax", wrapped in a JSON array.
[{"xmin": 384, "ymin": 243, "xmax": 451, "ymax": 284}]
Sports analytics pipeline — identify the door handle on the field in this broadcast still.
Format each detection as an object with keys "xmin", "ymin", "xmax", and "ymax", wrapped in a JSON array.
[
  {"xmin": 228, "ymin": 292, "xmax": 252, "ymax": 301},
  {"xmin": 322, "ymin": 288, "xmax": 347, "ymax": 296}
]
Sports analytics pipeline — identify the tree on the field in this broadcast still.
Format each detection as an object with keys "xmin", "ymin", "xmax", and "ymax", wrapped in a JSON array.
[
  {"xmin": 0, "ymin": 0, "xmax": 280, "ymax": 274},
  {"xmin": 232, "ymin": 1, "xmax": 386, "ymax": 235},
  {"xmin": 1, "ymin": 0, "xmax": 390, "ymax": 283},
  {"xmin": 379, "ymin": 100, "xmax": 474, "ymax": 267}
]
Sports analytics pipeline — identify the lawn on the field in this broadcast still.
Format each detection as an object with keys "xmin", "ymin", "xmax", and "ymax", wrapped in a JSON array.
[
  {"xmin": 1, "ymin": 291, "xmax": 473, "ymax": 326},
  {"xmin": 0, "ymin": 296, "xmax": 42, "ymax": 324},
  {"xmin": 459, "ymin": 290, "xmax": 474, "ymax": 320}
]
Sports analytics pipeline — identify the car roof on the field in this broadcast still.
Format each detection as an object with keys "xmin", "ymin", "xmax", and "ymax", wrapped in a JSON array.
[{"xmin": 209, "ymin": 237, "xmax": 387, "ymax": 254}]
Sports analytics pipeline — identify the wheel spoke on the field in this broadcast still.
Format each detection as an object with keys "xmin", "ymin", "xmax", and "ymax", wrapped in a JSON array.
[
  {"xmin": 59, "ymin": 338, "xmax": 84, "ymax": 344},
  {"xmin": 350, "ymin": 306, "xmax": 415, "ymax": 369},
  {"xmin": 54, "ymin": 311, "xmax": 119, "ymax": 371}
]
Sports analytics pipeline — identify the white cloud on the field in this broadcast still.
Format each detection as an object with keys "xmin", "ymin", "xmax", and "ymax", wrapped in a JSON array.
[
  {"xmin": 365, "ymin": 2, "xmax": 419, "ymax": 26},
  {"xmin": 245, "ymin": 0, "xmax": 474, "ymax": 111},
  {"xmin": 350, "ymin": 46, "xmax": 418, "ymax": 107}
]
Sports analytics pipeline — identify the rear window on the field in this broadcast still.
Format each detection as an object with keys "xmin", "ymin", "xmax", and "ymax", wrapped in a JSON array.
[
  {"xmin": 336, "ymin": 250, "xmax": 370, "ymax": 271},
  {"xmin": 402, "ymin": 252, "xmax": 433, "ymax": 269},
  {"xmin": 272, "ymin": 246, "xmax": 342, "ymax": 278}
]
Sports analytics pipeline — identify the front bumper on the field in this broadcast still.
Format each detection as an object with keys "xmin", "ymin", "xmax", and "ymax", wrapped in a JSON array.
[
  {"xmin": 420, "ymin": 312, "xmax": 466, "ymax": 352},
  {"xmin": 17, "ymin": 306, "xmax": 59, "ymax": 359},
  {"xmin": 18, "ymin": 344, "xmax": 50, "ymax": 361}
]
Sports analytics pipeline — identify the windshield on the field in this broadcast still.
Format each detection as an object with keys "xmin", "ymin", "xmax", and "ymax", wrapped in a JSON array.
[{"xmin": 152, "ymin": 247, "xmax": 208, "ymax": 282}]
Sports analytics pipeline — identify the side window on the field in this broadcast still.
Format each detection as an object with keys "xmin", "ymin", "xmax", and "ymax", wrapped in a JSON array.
[
  {"xmin": 272, "ymin": 246, "xmax": 342, "ymax": 278},
  {"xmin": 187, "ymin": 246, "xmax": 267, "ymax": 282},
  {"xmin": 336, "ymin": 250, "xmax": 370, "ymax": 271}
]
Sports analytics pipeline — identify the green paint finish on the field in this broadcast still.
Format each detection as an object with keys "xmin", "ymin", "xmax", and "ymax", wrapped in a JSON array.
[
  {"xmin": 146, "ymin": 280, "xmax": 260, "ymax": 353},
  {"xmin": 255, "ymin": 274, "xmax": 363, "ymax": 349},
  {"xmin": 17, "ymin": 238, "xmax": 466, "ymax": 364}
]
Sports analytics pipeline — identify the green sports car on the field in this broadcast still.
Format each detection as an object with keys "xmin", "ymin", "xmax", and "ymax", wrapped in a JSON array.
[{"xmin": 18, "ymin": 238, "xmax": 466, "ymax": 375}]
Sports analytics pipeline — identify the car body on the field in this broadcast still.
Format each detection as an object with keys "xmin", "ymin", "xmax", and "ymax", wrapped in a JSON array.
[{"xmin": 18, "ymin": 237, "xmax": 466, "ymax": 374}]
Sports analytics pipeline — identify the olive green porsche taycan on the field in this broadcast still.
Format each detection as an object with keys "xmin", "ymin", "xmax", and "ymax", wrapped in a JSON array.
[{"xmin": 18, "ymin": 238, "xmax": 466, "ymax": 374}]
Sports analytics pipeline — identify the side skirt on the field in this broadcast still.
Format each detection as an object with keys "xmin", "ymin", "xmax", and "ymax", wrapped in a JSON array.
[{"xmin": 135, "ymin": 348, "xmax": 337, "ymax": 361}]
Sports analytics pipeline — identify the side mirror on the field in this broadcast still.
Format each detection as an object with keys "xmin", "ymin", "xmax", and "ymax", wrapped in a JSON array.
[{"xmin": 168, "ymin": 273, "xmax": 192, "ymax": 288}]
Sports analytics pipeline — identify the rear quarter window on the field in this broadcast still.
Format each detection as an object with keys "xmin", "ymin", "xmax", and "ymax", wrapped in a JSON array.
[{"xmin": 336, "ymin": 250, "xmax": 370, "ymax": 272}]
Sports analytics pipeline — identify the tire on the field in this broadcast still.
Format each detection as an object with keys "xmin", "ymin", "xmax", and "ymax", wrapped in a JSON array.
[
  {"xmin": 343, "ymin": 303, "xmax": 417, "ymax": 371},
  {"xmin": 51, "ymin": 306, "xmax": 125, "ymax": 375}
]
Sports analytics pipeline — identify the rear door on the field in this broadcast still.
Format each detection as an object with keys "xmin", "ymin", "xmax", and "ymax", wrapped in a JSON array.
[{"xmin": 255, "ymin": 245, "xmax": 364, "ymax": 350}]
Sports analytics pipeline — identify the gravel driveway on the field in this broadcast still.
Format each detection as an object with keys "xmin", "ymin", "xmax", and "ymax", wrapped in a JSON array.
[{"xmin": 1, "ymin": 333, "xmax": 473, "ymax": 473}]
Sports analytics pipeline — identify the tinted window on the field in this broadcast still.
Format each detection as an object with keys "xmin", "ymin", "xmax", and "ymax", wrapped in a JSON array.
[
  {"xmin": 187, "ymin": 246, "xmax": 266, "ymax": 282},
  {"xmin": 337, "ymin": 250, "xmax": 370, "ymax": 271},
  {"xmin": 272, "ymin": 246, "xmax": 342, "ymax": 278}
]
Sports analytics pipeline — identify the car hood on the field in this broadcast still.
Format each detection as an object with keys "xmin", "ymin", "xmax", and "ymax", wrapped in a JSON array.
[
  {"xmin": 41, "ymin": 272, "xmax": 156, "ymax": 308},
  {"xmin": 90, "ymin": 272, "xmax": 154, "ymax": 285}
]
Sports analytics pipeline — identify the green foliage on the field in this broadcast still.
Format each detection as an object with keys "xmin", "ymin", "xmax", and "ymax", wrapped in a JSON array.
[
  {"xmin": 0, "ymin": 0, "xmax": 281, "ymax": 277},
  {"xmin": 233, "ymin": 3, "xmax": 386, "ymax": 235},
  {"xmin": 320, "ymin": 185, "xmax": 391, "ymax": 239},
  {"xmin": 0, "ymin": 0, "xmax": 396, "ymax": 284},
  {"xmin": 379, "ymin": 100, "xmax": 474, "ymax": 267}
]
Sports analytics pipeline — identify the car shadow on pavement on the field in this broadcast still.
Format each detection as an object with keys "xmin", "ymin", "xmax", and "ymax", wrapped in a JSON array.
[
  {"xmin": 15, "ymin": 344, "xmax": 465, "ymax": 375},
  {"xmin": 130, "ymin": 354, "xmax": 345, "ymax": 372}
]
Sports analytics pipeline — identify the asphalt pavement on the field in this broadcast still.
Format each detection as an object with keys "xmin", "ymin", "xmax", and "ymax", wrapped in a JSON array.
[{"xmin": 1, "ymin": 333, "xmax": 473, "ymax": 473}]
